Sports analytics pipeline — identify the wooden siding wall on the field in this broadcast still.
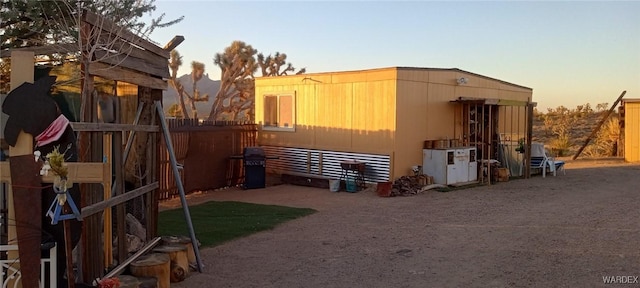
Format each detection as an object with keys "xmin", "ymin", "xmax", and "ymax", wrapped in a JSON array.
[
  {"xmin": 256, "ymin": 67, "xmax": 532, "ymax": 180},
  {"xmin": 624, "ymin": 102, "xmax": 640, "ymax": 162},
  {"xmin": 255, "ymin": 70, "xmax": 397, "ymax": 171},
  {"xmin": 393, "ymin": 69, "xmax": 532, "ymax": 178}
]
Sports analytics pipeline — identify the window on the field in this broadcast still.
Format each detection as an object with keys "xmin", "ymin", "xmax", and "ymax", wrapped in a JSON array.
[{"xmin": 263, "ymin": 92, "xmax": 295, "ymax": 131}]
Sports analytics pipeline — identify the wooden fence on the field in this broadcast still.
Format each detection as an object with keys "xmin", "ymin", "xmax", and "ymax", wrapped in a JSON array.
[{"xmin": 158, "ymin": 119, "xmax": 257, "ymax": 200}]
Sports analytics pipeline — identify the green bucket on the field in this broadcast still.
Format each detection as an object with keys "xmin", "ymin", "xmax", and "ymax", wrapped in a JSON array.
[{"xmin": 346, "ymin": 177, "xmax": 357, "ymax": 193}]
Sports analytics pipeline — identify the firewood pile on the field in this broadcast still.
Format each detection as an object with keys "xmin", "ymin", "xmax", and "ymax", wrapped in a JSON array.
[{"xmin": 390, "ymin": 175, "xmax": 435, "ymax": 197}]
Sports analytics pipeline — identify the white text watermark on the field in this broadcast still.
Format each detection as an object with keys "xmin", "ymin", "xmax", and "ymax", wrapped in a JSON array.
[{"xmin": 603, "ymin": 276, "xmax": 639, "ymax": 284}]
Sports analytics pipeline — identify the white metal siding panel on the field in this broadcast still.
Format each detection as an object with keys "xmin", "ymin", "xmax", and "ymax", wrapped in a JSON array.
[{"xmin": 262, "ymin": 146, "xmax": 390, "ymax": 182}]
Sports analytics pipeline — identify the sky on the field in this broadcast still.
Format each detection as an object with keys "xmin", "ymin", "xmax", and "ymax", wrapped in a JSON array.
[{"xmin": 146, "ymin": 1, "xmax": 640, "ymax": 111}]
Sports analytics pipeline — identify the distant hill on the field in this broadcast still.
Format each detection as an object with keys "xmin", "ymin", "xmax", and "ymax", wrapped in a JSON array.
[{"xmin": 163, "ymin": 73, "xmax": 220, "ymax": 119}]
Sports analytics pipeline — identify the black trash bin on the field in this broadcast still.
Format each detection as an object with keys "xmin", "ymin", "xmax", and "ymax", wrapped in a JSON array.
[{"xmin": 243, "ymin": 147, "xmax": 266, "ymax": 189}]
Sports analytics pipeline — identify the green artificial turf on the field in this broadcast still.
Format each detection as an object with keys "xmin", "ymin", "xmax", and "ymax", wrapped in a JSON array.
[{"xmin": 158, "ymin": 201, "xmax": 316, "ymax": 248}]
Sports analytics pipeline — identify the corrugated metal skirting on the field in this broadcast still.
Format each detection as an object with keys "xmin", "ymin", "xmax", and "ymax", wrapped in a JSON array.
[{"xmin": 262, "ymin": 146, "xmax": 390, "ymax": 183}]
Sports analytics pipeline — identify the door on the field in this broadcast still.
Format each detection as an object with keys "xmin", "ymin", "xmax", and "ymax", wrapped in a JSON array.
[
  {"xmin": 446, "ymin": 149, "xmax": 469, "ymax": 184},
  {"xmin": 468, "ymin": 147, "xmax": 478, "ymax": 181}
]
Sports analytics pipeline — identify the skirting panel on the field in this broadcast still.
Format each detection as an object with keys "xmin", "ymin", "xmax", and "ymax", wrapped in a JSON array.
[{"xmin": 261, "ymin": 146, "xmax": 390, "ymax": 183}]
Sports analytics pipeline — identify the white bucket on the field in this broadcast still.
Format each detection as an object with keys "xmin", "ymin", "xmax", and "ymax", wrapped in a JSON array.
[{"xmin": 329, "ymin": 179, "xmax": 340, "ymax": 192}]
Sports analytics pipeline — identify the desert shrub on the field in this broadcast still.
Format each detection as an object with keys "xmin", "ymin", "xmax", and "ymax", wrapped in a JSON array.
[
  {"xmin": 583, "ymin": 117, "xmax": 620, "ymax": 157},
  {"xmin": 550, "ymin": 134, "xmax": 571, "ymax": 156}
]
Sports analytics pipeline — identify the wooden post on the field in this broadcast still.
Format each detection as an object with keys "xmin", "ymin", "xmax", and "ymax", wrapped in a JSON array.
[
  {"xmin": 7, "ymin": 50, "xmax": 35, "ymax": 288},
  {"xmin": 524, "ymin": 102, "xmax": 534, "ymax": 178},
  {"xmin": 103, "ymin": 133, "xmax": 113, "ymax": 268}
]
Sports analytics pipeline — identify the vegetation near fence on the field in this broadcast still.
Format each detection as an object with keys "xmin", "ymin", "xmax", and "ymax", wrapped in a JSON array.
[
  {"xmin": 533, "ymin": 103, "xmax": 620, "ymax": 157},
  {"xmin": 158, "ymin": 119, "xmax": 257, "ymax": 199},
  {"xmin": 159, "ymin": 201, "xmax": 316, "ymax": 247}
]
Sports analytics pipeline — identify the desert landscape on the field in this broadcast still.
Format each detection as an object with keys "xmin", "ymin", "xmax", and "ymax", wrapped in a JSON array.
[{"xmin": 161, "ymin": 159, "xmax": 639, "ymax": 287}]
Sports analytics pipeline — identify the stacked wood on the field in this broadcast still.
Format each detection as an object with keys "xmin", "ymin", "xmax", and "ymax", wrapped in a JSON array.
[
  {"xmin": 153, "ymin": 245, "xmax": 189, "ymax": 282},
  {"xmin": 161, "ymin": 235, "xmax": 197, "ymax": 266},
  {"xmin": 390, "ymin": 175, "xmax": 435, "ymax": 197},
  {"xmin": 130, "ymin": 253, "xmax": 170, "ymax": 288}
]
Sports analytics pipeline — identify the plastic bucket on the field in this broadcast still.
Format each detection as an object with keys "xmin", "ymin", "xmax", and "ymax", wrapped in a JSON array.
[
  {"xmin": 329, "ymin": 179, "xmax": 340, "ymax": 192},
  {"xmin": 345, "ymin": 177, "xmax": 357, "ymax": 193}
]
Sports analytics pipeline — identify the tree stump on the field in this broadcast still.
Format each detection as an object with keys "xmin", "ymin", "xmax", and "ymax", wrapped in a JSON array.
[
  {"xmin": 153, "ymin": 245, "xmax": 189, "ymax": 282},
  {"xmin": 116, "ymin": 275, "xmax": 141, "ymax": 288},
  {"xmin": 130, "ymin": 253, "xmax": 170, "ymax": 288},
  {"xmin": 169, "ymin": 262, "xmax": 187, "ymax": 283},
  {"xmin": 161, "ymin": 235, "xmax": 196, "ymax": 265}
]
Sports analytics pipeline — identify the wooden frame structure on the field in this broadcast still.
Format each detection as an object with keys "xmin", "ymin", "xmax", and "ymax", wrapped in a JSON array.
[
  {"xmin": 1, "ymin": 8, "xmax": 191, "ymax": 285},
  {"xmin": 455, "ymin": 98, "xmax": 534, "ymax": 182}
]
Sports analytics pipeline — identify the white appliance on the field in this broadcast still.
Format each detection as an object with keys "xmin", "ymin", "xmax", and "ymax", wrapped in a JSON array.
[{"xmin": 423, "ymin": 147, "xmax": 478, "ymax": 185}]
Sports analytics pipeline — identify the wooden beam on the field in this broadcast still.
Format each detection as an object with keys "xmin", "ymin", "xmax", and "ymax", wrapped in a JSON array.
[
  {"xmin": 94, "ymin": 50, "xmax": 169, "ymax": 79},
  {"xmin": 1, "ymin": 162, "xmax": 108, "ymax": 184},
  {"xmin": 103, "ymin": 134, "xmax": 113, "ymax": 268},
  {"xmin": 573, "ymin": 90, "xmax": 627, "ymax": 160},
  {"xmin": 163, "ymin": 35, "xmax": 185, "ymax": 51},
  {"xmin": 81, "ymin": 182, "xmax": 159, "ymax": 218},
  {"xmin": 89, "ymin": 62, "xmax": 167, "ymax": 90},
  {"xmin": 82, "ymin": 10, "xmax": 170, "ymax": 59},
  {"xmin": 70, "ymin": 122, "xmax": 159, "ymax": 132},
  {"xmin": 96, "ymin": 34, "xmax": 168, "ymax": 68},
  {"xmin": 497, "ymin": 99, "xmax": 529, "ymax": 107}
]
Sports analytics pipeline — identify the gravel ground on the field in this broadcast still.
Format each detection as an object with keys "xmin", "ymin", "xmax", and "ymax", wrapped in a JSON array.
[{"xmin": 161, "ymin": 160, "xmax": 640, "ymax": 288}]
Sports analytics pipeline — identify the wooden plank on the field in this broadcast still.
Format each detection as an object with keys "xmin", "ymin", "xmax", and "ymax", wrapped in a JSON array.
[
  {"xmin": 94, "ymin": 50, "xmax": 170, "ymax": 79},
  {"xmin": 103, "ymin": 134, "xmax": 113, "ymax": 268},
  {"xmin": 96, "ymin": 34, "xmax": 168, "ymax": 68},
  {"xmin": 1, "ymin": 162, "xmax": 108, "ymax": 184},
  {"xmin": 114, "ymin": 131, "xmax": 127, "ymax": 265},
  {"xmin": 163, "ymin": 35, "xmax": 185, "ymax": 51},
  {"xmin": 88, "ymin": 62, "xmax": 167, "ymax": 90},
  {"xmin": 0, "ymin": 162, "xmax": 8, "ymax": 183},
  {"xmin": 71, "ymin": 121, "xmax": 159, "ymax": 132},
  {"xmin": 82, "ymin": 10, "xmax": 170, "ymax": 59},
  {"xmin": 81, "ymin": 182, "xmax": 159, "ymax": 218}
]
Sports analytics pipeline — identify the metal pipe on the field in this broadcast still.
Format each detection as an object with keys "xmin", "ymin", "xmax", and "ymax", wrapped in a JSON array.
[
  {"xmin": 98, "ymin": 236, "xmax": 161, "ymax": 282},
  {"xmin": 154, "ymin": 101, "xmax": 204, "ymax": 272}
]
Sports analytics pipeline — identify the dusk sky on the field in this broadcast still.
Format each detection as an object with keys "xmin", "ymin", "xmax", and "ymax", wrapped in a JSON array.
[{"xmin": 148, "ymin": 1, "xmax": 639, "ymax": 110}]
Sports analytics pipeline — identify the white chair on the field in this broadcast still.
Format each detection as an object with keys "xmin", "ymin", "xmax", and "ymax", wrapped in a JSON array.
[{"xmin": 530, "ymin": 143, "xmax": 565, "ymax": 177}]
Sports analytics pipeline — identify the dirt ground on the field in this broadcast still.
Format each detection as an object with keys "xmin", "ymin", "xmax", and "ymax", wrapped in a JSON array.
[{"xmin": 161, "ymin": 159, "xmax": 640, "ymax": 288}]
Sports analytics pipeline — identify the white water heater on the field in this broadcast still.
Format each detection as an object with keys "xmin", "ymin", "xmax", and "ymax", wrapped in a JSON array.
[{"xmin": 422, "ymin": 147, "xmax": 478, "ymax": 185}]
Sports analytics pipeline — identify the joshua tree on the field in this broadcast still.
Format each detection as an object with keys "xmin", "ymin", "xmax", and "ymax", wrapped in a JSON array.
[
  {"xmin": 188, "ymin": 61, "xmax": 208, "ymax": 119},
  {"xmin": 208, "ymin": 40, "xmax": 258, "ymax": 121},
  {"xmin": 167, "ymin": 50, "xmax": 209, "ymax": 119},
  {"xmin": 257, "ymin": 52, "xmax": 306, "ymax": 76},
  {"xmin": 168, "ymin": 50, "xmax": 189, "ymax": 118},
  {"xmin": 207, "ymin": 41, "xmax": 307, "ymax": 122}
]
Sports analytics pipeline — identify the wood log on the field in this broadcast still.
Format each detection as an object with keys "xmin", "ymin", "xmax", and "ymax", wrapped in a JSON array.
[
  {"xmin": 161, "ymin": 235, "xmax": 196, "ymax": 265},
  {"xmin": 153, "ymin": 245, "xmax": 189, "ymax": 281},
  {"xmin": 116, "ymin": 275, "xmax": 141, "ymax": 288},
  {"xmin": 130, "ymin": 253, "xmax": 170, "ymax": 288},
  {"xmin": 170, "ymin": 262, "xmax": 186, "ymax": 283}
]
